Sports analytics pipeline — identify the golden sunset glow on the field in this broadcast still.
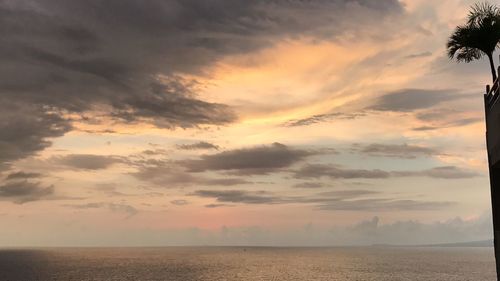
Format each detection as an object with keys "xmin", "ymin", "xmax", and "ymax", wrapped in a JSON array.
[{"xmin": 0, "ymin": 0, "xmax": 496, "ymax": 247}]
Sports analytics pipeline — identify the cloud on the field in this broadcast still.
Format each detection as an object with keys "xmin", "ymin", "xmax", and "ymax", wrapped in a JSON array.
[
  {"xmin": 94, "ymin": 183, "xmax": 164, "ymax": 198},
  {"xmin": 294, "ymin": 164, "xmax": 391, "ymax": 179},
  {"xmin": 393, "ymin": 166, "xmax": 479, "ymax": 179},
  {"xmin": 368, "ymin": 89, "xmax": 473, "ymax": 112},
  {"xmin": 33, "ymin": 213, "xmax": 489, "ymax": 246},
  {"xmin": 170, "ymin": 199, "xmax": 189, "ymax": 206},
  {"xmin": 0, "ymin": 0, "xmax": 404, "ymax": 169},
  {"xmin": 414, "ymin": 108, "xmax": 458, "ymax": 122},
  {"xmin": 177, "ymin": 141, "xmax": 219, "ymax": 150},
  {"xmin": 205, "ymin": 203, "xmax": 233, "ymax": 208},
  {"xmin": 411, "ymin": 108, "xmax": 482, "ymax": 131},
  {"xmin": 292, "ymin": 182, "xmax": 325, "ymax": 188},
  {"xmin": 283, "ymin": 112, "xmax": 366, "ymax": 127},
  {"xmin": 315, "ymin": 199, "xmax": 454, "ymax": 211},
  {"xmin": 191, "ymin": 190, "xmax": 278, "ymax": 205},
  {"xmin": 403, "ymin": 51, "xmax": 432, "ymax": 59},
  {"xmin": 317, "ymin": 189, "xmax": 379, "ymax": 198},
  {"xmin": 182, "ymin": 142, "xmax": 315, "ymax": 175},
  {"xmin": 5, "ymin": 171, "xmax": 43, "ymax": 180},
  {"xmin": 353, "ymin": 143, "xmax": 438, "ymax": 158},
  {"xmin": 338, "ymin": 214, "xmax": 493, "ymax": 246},
  {"xmin": 0, "ymin": 180, "xmax": 54, "ymax": 204},
  {"xmin": 190, "ymin": 189, "xmax": 453, "ymax": 211},
  {"xmin": 293, "ymin": 164, "xmax": 478, "ymax": 179},
  {"xmin": 412, "ymin": 119, "xmax": 482, "ymax": 131},
  {"xmin": 0, "ymin": 102, "xmax": 72, "ymax": 171},
  {"xmin": 64, "ymin": 202, "xmax": 138, "ymax": 217},
  {"xmin": 201, "ymin": 178, "xmax": 252, "ymax": 186},
  {"xmin": 0, "ymin": 0, "xmax": 409, "ymax": 181},
  {"xmin": 130, "ymin": 159, "xmax": 252, "ymax": 187},
  {"xmin": 51, "ymin": 154, "xmax": 123, "ymax": 170}
]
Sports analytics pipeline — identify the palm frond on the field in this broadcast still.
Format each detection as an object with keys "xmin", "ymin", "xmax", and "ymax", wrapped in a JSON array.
[
  {"xmin": 455, "ymin": 47, "xmax": 483, "ymax": 62},
  {"xmin": 448, "ymin": 2, "xmax": 500, "ymax": 62},
  {"xmin": 467, "ymin": 2, "xmax": 500, "ymax": 26}
]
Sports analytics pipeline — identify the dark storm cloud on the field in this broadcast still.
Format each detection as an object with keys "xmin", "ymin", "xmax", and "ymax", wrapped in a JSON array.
[
  {"xmin": 0, "ymin": 102, "xmax": 72, "ymax": 171},
  {"xmin": 190, "ymin": 189, "xmax": 453, "ymax": 211},
  {"xmin": 293, "ymin": 164, "xmax": 478, "ymax": 179},
  {"xmin": 368, "ymin": 89, "xmax": 474, "ymax": 112},
  {"xmin": 353, "ymin": 143, "xmax": 438, "ymax": 158},
  {"xmin": 0, "ymin": 180, "xmax": 54, "ymax": 204},
  {"xmin": 51, "ymin": 154, "xmax": 123, "ymax": 170},
  {"xmin": 182, "ymin": 142, "xmax": 315, "ymax": 174},
  {"xmin": 0, "ymin": 0, "xmax": 404, "ymax": 168},
  {"xmin": 177, "ymin": 141, "xmax": 220, "ymax": 150}
]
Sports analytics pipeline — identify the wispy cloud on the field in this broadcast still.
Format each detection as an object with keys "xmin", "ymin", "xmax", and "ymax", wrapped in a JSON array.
[
  {"xmin": 293, "ymin": 164, "xmax": 478, "ymax": 179},
  {"xmin": 64, "ymin": 202, "xmax": 138, "ymax": 218},
  {"xmin": 352, "ymin": 143, "xmax": 438, "ymax": 158},
  {"xmin": 368, "ymin": 89, "xmax": 474, "ymax": 112},
  {"xmin": 0, "ymin": 180, "xmax": 54, "ymax": 204},
  {"xmin": 177, "ymin": 141, "xmax": 220, "ymax": 150},
  {"xmin": 190, "ymin": 189, "xmax": 454, "ymax": 212}
]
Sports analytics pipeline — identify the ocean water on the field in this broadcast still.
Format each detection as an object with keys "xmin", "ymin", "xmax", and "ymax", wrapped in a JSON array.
[{"xmin": 0, "ymin": 247, "xmax": 495, "ymax": 281}]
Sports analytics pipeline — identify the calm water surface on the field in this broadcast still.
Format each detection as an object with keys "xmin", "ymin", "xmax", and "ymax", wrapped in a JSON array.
[{"xmin": 0, "ymin": 247, "xmax": 495, "ymax": 281}]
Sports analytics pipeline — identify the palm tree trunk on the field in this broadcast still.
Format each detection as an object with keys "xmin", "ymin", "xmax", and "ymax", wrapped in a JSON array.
[{"xmin": 488, "ymin": 53, "xmax": 497, "ymax": 82}]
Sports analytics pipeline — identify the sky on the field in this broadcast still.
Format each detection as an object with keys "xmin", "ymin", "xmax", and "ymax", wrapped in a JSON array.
[{"xmin": 0, "ymin": 0, "xmax": 497, "ymax": 246}]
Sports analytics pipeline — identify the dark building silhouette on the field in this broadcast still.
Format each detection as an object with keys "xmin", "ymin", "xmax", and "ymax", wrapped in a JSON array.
[{"xmin": 484, "ymin": 59, "xmax": 500, "ymax": 281}]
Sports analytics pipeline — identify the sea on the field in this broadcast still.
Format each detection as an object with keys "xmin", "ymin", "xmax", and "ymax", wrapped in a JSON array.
[{"xmin": 0, "ymin": 246, "xmax": 496, "ymax": 281}]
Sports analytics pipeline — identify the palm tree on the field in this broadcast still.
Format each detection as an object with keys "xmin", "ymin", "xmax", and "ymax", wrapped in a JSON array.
[{"xmin": 447, "ymin": 2, "xmax": 500, "ymax": 82}]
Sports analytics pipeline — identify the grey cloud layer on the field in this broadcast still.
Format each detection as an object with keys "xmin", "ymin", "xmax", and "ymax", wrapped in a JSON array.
[
  {"xmin": 284, "ymin": 112, "xmax": 366, "ymax": 127},
  {"xmin": 42, "ymin": 141, "xmax": 478, "ymax": 197},
  {"xmin": 293, "ymin": 164, "xmax": 478, "ymax": 179},
  {"xmin": 5, "ymin": 171, "xmax": 42, "ymax": 180},
  {"xmin": 0, "ymin": 103, "xmax": 71, "ymax": 171},
  {"xmin": 0, "ymin": 180, "xmax": 54, "ymax": 204},
  {"xmin": 64, "ymin": 202, "xmax": 138, "ymax": 217},
  {"xmin": 294, "ymin": 164, "xmax": 391, "ymax": 179},
  {"xmin": 190, "ymin": 189, "xmax": 453, "ymax": 211},
  {"xmin": 51, "ymin": 154, "xmax": 124, "ymax": 170},
  {"xmin": 368, "ymin": 89, "xmax": 474, "ymax": 112},
  {"xmin": 182, "ymin": 142, "xmax": 315, "ymax": 174},
  {"xmin": 353, "ymin": 143, "xmax": 438, "ymax": 158},
  {"xmin": 177, "ymin": 141, "xmax": 220, "ymax": 150},
  {"xmin": 0, "ymin": 0, "xmax": 404, "ymax": 169},
  {"xmin": 130, "ymin": 159, "xmax": 253, "ymax": 188},
  {"xmin": 412, "ymin": 108, "xmax": 482, "ymax": 131},
  {"xmin": 392, "ymin": 166, "xmax": 479, "ymax": 179}
]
